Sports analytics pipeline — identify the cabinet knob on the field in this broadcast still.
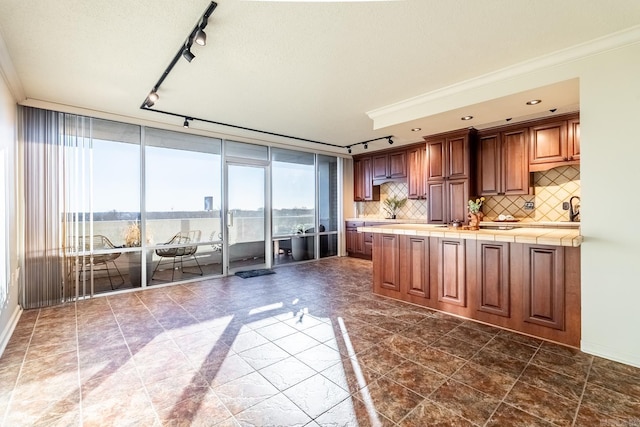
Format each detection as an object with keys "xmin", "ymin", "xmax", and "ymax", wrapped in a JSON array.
[
  {"xmin": 563, "ymin": 157, "xmax": 568, "ymax": 161},
  {"xmin": 569, "ymin": 156, "xmax": 573, "ymax": 161}
]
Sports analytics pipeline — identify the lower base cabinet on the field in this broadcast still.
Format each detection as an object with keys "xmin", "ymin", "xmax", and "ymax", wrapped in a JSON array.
[
  {"xmin": 371, "ymin": 235, "xmax": 581, "ymax": 347},
  {"xmin": 372, "ymin": 234, "xmax": 401, "ymax": 298}
]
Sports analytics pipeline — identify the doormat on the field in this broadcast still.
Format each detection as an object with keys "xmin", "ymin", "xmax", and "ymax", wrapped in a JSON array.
[{"xmin": 235, "ymin": 269, "xmax": 276, "ymax": 279}]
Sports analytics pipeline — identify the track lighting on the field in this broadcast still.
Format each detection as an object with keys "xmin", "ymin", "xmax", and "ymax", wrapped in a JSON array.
[
  {"xmin": 347, "ymin": 146, "xmax": 352, "ymax": 154},
  {"xmin": 183, "ymin": 118, "xmax": 190, "ymax": 128},
  {"xmin": 182, "ymin": 46, "xmax": 195, "ymax": 62},
  {"xmin": 387, "ymin": 137, "xmax": 394, "ymax": 145},
  {"xmin": 148, "ymin": 91, "xmax": 159, "ymax": 103},
  {"xmin": 194, "ymin": 29, "xmax": 207, "ymax": 46},
  {"xmin": 364, "ymin": 143, "xmax": 368, "ymax": 149}
]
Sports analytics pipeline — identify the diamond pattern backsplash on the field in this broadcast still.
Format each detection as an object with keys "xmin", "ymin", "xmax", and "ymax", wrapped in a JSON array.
[
  {"xmin": 357, "ymin": 182, "xmax": 428, "ymax": 220},
  {"xmin": 354, "ymin": 166, "xmax": 580, "ymax": 223},
  {"xmin": 482, "ymin": 165, "xmax": 580, "ymax": 222}
]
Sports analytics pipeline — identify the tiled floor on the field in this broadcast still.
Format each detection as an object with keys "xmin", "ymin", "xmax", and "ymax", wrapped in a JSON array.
[{"xmin": 1, "ymin": 257, "xmax": 639, "ymax": 426}]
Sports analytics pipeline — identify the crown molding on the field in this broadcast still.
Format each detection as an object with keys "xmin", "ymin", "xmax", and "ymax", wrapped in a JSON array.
[
  {"xmin": 367, "ymin": 24, "xmax": 640, "ymax": 127},
  {"xmin": 0, "ymin": 28, "xmax": 25, "ymax": 102}
]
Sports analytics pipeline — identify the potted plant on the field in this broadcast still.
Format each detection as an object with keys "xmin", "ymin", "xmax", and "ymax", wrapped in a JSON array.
[
  {"xmin": 467, "ymin": 197, "xmax": 485, "ymax": 230},
  {"xmin": 123, "ymin": 221, "xmax": 153, "ymax": 286},
  {"xmin": 383, "ymin": 196, "xmax": 407, "ymax": 219},
  {"xmin": 291, "ymin": 224, "xmax": 308, "ymax": 261}
]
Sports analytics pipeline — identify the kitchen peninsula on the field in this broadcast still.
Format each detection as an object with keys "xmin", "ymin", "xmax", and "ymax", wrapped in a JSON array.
[{"xmin": 361, "ymin": 223, "xmax": 581, "ymax": 347}]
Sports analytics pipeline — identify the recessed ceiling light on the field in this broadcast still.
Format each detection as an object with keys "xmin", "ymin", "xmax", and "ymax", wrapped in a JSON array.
[
  {"xmin": 411, "ymin": 128, "xmax": 422, "ymax": 132},
  {"xmin": 526, "ymin": 99, "xmax": 542, "ymax": 105},
  {"xmin": 461, "ymin": 115, "xmax": 473, "ymax": 121}
]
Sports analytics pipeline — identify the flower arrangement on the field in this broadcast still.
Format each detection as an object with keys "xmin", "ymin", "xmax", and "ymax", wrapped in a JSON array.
[
  {"xmin": 383, "ymin": 196, "xmax": 407, "ymax": 219},
  {"xmin": 468, "ymin": 197, "xmax": 485, "ymax": 214}
]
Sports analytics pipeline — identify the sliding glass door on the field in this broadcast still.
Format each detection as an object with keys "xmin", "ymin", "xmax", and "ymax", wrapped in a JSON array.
[{"xmin": 226, "ymin": 163, "xmax": 267, "ymax": 273}]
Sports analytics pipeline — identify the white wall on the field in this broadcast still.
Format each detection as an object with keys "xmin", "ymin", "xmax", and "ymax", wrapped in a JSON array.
[
  {"xmin": 579, "ymin": 44, "xmax": 640, "ymax": 366},
  {"xmin": 0, "ymin": 71, "xmax": 20, "ymax": 354}
]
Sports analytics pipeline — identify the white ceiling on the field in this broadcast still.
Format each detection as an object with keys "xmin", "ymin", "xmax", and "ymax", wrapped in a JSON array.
[{"xmin": 1, "ymin": 0, "xmax": 640, "ymax": 154}]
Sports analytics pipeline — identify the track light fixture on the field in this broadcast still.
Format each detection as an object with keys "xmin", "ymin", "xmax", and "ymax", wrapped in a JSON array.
[
  {"xmin": 194, "ymin": 29, "xmax": 207, "ymax": 46},
  {"xmin": 182, "ymin": 44, "xmax": 195, "ymax": 62},
  {"xmin": 140, "ymin": 2, "xmax": 218, "ymax": 110},
  {"xmin": 141, "ymin": 3, "xmax": 399, "ymax": 153}
]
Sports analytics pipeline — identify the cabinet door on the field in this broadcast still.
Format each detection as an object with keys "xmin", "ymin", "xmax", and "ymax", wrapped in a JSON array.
[
  {"xmin": 427, "ymin": 181, "xmax": 446, "ymax": 224},
  {"xmin": 426, "ymin": 139, "xmax": 446, "ymax": 181},
  {"xmin": 388, "ymin": 151, "xmax": 407, "ymax": 178},
  {"xmin": 523, "ymin": 245, "xmax": 565, "ymax": 330},
  {"xmin": 477, "ymin": 241, "xmax": 510, "ymax": 317},
  {"xmin": 529, "ymin": 120, "xmax": 568, "ymax": 165},
  {"xmin": 568, "ymin": 118, "xmax": 580, "ymax": 161},
  {"xmin": 447, "ymin": 134, "xmax": 469, "ymax": 179},
  {"xmin": 502, "ymin": 128, "xmax": 530, "ymax": 195},
  {"xmin": 407, "ymin": 146, "xmax": 425, "ymax": 199},
  {"xmin": 346, "ymin": 228, "xmax": 358, "ymax": 253},
  {"xmin": 477, "ymin": 133, "xmax": 500, "ymax": 196},
  {"xmin": 372, "ymin": 154, "xmax": 388, "ymax": 180},
  {"xmin": 362, "ymin": 157, "xmax": 376, "ymax": 201},
  {"xmin": 353, "ymin": 159, "xmax": 364, "ymax": 201},
  {"xmin": 437, "ymin": 238, "xmax": 466, "ymax": 307},
  {"xmin": 400, "ymin": 236, "xmax": 430, "ymax": 300},
  {"xmin": 373, "ymin": 234, "xmax": 401, "ymax": 297},
  {"xmin": 447, "ymin": 179, "xmax": 469, "ymax": 225}
]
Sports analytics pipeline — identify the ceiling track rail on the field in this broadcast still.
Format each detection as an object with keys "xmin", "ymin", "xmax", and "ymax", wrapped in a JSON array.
[{"xmin": 138, "ymin": 1, "xmax": 393, "ymax": 152}]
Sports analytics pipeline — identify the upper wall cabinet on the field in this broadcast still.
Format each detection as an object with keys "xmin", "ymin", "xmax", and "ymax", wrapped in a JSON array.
[
  {"xmin": 353, "ymin": 157, "xmax": 380, "ymax": 201},
  {"xmin": 425, "ymin": 129, "xmax": 476, "ymax": 224},
  {"xmin": 372, "ymin": 150, "xmax": 407, "ymax": 181},
  {"xmin": 477, "ymin": 126, "xmax": 530, "ymax": 196},
  {"xmin": 529, "ymin": 113, "xmax": 580, "ymax": 172},
  {"xmin": 407, "ymin": 145, "xmax": 427, "ymax": 200}
]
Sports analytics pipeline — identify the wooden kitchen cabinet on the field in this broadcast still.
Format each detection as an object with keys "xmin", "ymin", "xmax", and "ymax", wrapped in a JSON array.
[
  {"xmin": 477, "ymin": 126, "xmax": 530, "ymax": 196},
  {"xmin": 371, "ymin": 232, "xmax": 581, "ymax": 347},
  {"xmin": 529, "ymin": 114, "xmax": 580, "ymax": 172},
  {"xmin": 345, "ymin": 221, "xmax": 364, "ymax": 256},
  {"xmin": 523, "ymin": 244, "xmax": 565, "ymax": 330},
  {"xmin": 399, "ymin": 235, "xmax": 431, "ymax": 303},
  {"xmin": 372, "ymin": 150, "xmax": 407, "ymax": 181},
  {"xmin": 476, "ymin": 241, "xmax": 510, "ymax": 317},
  {"xmin": 425, "ymin": 129, "xmax": 476, "ymax": 224},
  {"xmin": 436, "ymin": 238, "xmax": 466, "ymax": 307},
  {"xmin": 568, "ymin": 116, "xmax": 580, "ymax": 161},
  {"xmin": 372, "ymin": 234, "xmax": 401, "ymax": 298},
  {"xmin": 353, "ymin": 157, "xmax": 379, "ymax": 201},
  {"xmin": 407, "ymin": 145, "xmax": 426, "ymax": 199}
]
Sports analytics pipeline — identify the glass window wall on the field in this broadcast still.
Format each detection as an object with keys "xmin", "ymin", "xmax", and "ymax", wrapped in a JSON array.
[{"xmin": 145, "ymin": 129, "xmax": 222, "ymax": 284}]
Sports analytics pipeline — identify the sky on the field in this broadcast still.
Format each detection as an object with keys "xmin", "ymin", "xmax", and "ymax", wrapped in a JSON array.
[{"xmin": 82, "ymin": 140, "xmax": 316, "ymax": 213}]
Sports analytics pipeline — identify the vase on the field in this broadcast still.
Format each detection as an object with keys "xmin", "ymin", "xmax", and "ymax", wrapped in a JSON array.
[{"xmin": 468, "ymin": 212, "xmax": 483, "ymax": 230}]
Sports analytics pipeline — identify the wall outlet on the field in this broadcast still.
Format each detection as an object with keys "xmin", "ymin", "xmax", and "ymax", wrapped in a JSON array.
[
  {"xmin": 523, "ymin": 201, "xmax": 535, "ymax": 210},
  {"xmin": 562, "ymin": 202, "xmax": 570, "ymax": 211}
]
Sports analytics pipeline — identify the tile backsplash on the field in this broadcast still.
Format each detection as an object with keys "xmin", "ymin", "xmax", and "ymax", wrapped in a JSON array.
[
  {"xmin": 357, "ymin": 182, "xmax": 428, "ymax": 219},
  {"xmin": 354, "ymin": 165, "xmax": 580, "ymax": 223},
  {"xmin": 482, "ymin": 165, "xmax": 580, "ymax": 222}
]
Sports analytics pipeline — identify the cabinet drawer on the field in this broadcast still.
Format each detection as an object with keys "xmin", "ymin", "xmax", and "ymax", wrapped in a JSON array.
[{"xmin": 346, "ymin": 221, "xmax": 364, "ymax": 228}]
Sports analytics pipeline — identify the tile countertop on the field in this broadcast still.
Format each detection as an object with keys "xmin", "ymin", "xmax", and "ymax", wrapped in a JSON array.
[
  {"xmin": 345, "ymin": 218, "xmax": 429, "ymax": 224},
  {"xmin": 357, "ymin": 223, "xmax": 583, "ymax": 247}
]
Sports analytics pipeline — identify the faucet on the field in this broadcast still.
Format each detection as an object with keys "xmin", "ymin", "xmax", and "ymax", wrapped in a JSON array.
[{"xmin": 569, "ymin": 196, "xmax": 580, "ymax": 222}]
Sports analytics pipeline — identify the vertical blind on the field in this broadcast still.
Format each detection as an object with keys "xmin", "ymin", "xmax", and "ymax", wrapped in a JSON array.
[{"xmin": 21, "ymin": 107, "xmax": 66, "ymax": 308}]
